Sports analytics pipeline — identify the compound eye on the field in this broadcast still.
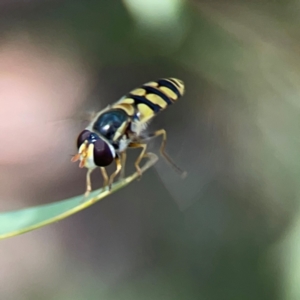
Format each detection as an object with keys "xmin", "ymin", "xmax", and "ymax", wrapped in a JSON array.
[
  {"xmin": 76, "ymin": 130, "xmax": 91, "ymax": 149},
  {"xmin": 93, "ymin": 138, "xmax": 114, "ymax": 167}
]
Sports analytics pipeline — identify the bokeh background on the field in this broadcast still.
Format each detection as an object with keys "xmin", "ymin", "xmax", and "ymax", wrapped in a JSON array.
[{"xmin": 1, "ymin": 0, "xmax": 300, "ymax": 299}]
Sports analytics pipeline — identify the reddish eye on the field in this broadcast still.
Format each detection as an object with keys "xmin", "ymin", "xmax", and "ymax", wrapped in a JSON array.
[
  {"xmin": 76, "ymin": 130, "xmax": 91, "ymax": 149},
  {"xmin": 93, "ymin": 139, "xmax": 114, "ymax": 167}
]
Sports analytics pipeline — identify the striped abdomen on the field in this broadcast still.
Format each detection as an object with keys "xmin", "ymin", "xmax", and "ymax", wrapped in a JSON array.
[{"xmin": 113, "ymin": 78, "xmax": 185, "ymax": 123}]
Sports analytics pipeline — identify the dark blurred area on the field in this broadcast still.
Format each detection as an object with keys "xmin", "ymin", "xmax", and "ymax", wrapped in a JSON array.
[{"xmin": 1, "ymin": 0, "xmax": 300, "ymax": 299}]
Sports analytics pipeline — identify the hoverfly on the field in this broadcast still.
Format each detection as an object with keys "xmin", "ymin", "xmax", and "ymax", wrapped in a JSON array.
[{"xmin": 71, "ymin": 78, "xmax": 186, "ymax": 196}]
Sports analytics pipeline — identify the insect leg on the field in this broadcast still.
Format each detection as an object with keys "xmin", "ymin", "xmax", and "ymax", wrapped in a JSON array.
[
  {"xmin": 100, "ymin": 167, "xmax": 109, "ymax": 189},
  {"xmin": 85, "ymin": 169, "xmax": 94, "ymax": 197},
  {"xmin": 119, "ymin": 151, "xmax": 127, "ymax": 179},
  {"xmin": 108, "ymin": 156, "xmax": 122, "ymax": 190},
  {"xmin": 146, "ymin": 129, "xmax": 186, "ymax": 178},
  {"xmin": 128, "ymin": 142, "xmax": 148, "ymax": 178}
]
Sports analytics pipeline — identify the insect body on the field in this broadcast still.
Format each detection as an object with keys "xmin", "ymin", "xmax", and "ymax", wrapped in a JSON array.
[{"xmin": 71, "ymin": 78, "xmax": 185, "ymax": 196}]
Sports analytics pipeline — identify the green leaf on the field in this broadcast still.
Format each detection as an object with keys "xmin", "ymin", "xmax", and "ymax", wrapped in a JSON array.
[{"xmin": 0, "ymin": 154, "xmax": 158, "ymax": 240}]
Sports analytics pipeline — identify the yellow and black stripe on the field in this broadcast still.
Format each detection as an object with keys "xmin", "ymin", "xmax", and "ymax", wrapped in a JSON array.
[{"xmin": 113, "ymin": 78, "xmax": 185, "ymax": 123}]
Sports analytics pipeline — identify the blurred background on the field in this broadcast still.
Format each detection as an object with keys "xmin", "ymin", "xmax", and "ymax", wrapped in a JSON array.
[{"xmin": 1, "ymin": 0, "xmax": 300, "ymax": 299}]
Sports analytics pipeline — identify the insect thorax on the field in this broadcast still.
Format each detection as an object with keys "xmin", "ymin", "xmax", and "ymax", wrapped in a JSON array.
[{"xmin": 92, "ymin": 108, "xmax": 129, "ymax": 139}]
